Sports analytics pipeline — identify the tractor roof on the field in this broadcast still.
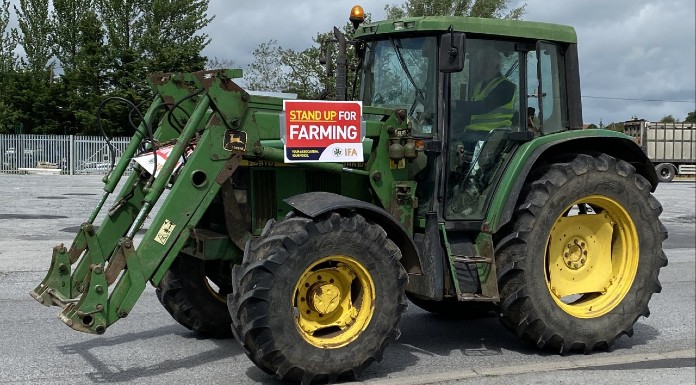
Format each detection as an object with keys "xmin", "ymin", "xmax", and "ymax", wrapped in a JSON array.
[{"xmin": 354, "ymin": 16, "xmax": 577, "ymax": 44}]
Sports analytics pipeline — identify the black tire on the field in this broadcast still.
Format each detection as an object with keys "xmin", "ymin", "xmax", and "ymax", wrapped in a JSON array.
[
  {"xmin": 228, "ymin": 212, "xmax": 408, "ymax": 384},
  {"xmin": 407, "ymin": 294, "xmax": 495, "ymax": 318},
  {"xmin": 156, "ymin": 255, "xmax": 233, "ymax": 338},
  {"xmin": 496, "ymin": 153, "xmax": 668, "ymax": 354},
  {"xmin": 655, "ymin": 163, "xmax": 676, "ymax": 182}
]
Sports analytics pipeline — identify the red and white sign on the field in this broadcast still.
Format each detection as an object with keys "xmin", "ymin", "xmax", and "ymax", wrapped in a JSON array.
[
  {"xmin": 133, "ymin": 144, "xmax": 194, "ymax": 178},
  {"xmin": 281, "ymin": 100, "xmax": 363, "ymax": 163}
]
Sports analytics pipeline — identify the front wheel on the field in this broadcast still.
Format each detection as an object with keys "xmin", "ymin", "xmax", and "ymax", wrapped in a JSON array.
[
  {"xmin": 156, "ymin": 255, "xmax": 233, "ymax": 338},
  {"xmin": 228, "ymin": 212, "xmax": 408, "ymax": 383},
  {"xmin": 496, "ymin": 153, "xmax": 667, "ymax": 353}
]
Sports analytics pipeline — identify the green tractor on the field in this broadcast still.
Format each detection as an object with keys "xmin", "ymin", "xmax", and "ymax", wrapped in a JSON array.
[{"xmin": 32, "ymin": 5, "xmax": 667, "ymax": 383}]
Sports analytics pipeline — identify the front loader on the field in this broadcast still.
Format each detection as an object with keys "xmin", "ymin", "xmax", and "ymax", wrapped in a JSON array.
[{"xmin": 32, "ymin": 6, "xmax": 668, "ymax": 383}]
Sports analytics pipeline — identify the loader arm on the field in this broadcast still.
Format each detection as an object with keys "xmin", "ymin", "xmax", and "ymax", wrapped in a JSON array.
[{"xmin": 31, "ymin": 71, "xmax": 245, "ymax": 334}]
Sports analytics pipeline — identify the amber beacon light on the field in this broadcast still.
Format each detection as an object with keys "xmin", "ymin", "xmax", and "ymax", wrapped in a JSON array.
[{"xmin": 349, "ymin": 5, "xmax": 365, "ymax": 28}]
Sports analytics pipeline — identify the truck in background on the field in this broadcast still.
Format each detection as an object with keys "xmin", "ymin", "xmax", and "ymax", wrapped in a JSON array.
[{"xmin": 624, "ymin": 118, "xmax": 696, "ymax": 182}]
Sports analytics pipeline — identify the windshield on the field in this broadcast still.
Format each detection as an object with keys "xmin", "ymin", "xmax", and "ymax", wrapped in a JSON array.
[{"xmin": 361, "ymin": 36, "xmax": 437, "ymax": 136}]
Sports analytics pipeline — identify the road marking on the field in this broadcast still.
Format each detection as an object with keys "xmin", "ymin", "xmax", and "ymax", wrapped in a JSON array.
[{"xmin": 349, "ymin": 349, "xmax": 696, "ymax": 385}]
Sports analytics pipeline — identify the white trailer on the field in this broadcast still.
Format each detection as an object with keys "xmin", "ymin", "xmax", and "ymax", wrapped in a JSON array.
[{"xmin": 624, "ymin": 119, "xmax": 696, "ymax": 182}]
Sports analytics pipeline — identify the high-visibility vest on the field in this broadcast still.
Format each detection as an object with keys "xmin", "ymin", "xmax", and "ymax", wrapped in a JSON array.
[{"xmin": 467, "ymin": 75, "xmax": 517, "ymax": 131}]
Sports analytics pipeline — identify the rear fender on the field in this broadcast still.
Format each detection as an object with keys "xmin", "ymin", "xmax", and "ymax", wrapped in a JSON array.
[
  {"xmin": 489, "ymin": 132, "xmax": 656, "ymax": 234},
  {"xmin": 284, "ymin": 192, "xmax": 423, "ymax": 275}
]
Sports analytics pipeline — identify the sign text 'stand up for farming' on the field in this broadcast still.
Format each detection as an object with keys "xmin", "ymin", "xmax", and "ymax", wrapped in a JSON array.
[{"xmin": 281, "ymin": 100, "xmax": 364, "ymax": 163}]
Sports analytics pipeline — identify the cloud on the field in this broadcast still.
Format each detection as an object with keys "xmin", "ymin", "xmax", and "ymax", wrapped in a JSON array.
[
  {"xmin": 520, "ymin": 0, "xmax": 695, "ymax": 123},
  {"xmin": 202, "ymin": 0, "xmax": 393, "ymax": 69},
  {"xmin": 201, "ymin": 0, "xmax": 694, "ymax": 123},
  {"xmin": 5, "ymin": 0, "xmax": 693, "ymax": 123}
]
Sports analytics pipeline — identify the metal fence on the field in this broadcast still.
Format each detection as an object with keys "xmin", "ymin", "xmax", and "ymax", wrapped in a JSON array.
[{"xmin": 0, "ymin": 134, "xmax": 132, "ymax": 175}]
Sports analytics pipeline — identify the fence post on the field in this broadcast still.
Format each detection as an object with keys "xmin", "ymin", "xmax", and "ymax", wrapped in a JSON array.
[{"xmin": 69, "ymin": 135, "xmax": 75, "ymax": 175}]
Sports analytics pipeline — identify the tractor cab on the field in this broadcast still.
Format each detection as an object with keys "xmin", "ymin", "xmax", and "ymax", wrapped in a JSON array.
[{"xmin": 355, "ymin": 17, "xmax": 583, "ymax": 222}]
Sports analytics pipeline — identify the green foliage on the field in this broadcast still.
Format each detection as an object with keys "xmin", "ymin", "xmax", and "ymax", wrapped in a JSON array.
[
  {"xmin": 0, "ymin": 0, "xmax": 17, "ymax": 73},
  {"xmin": 14, "ymin": 0, "xmax": 53, "ymax": 72},
  {"xmin": 586, "ymin": 123, "xmax": 598, "ymax": 129},
  {"xmin": 280, "ymin": 40, "xmax": 331, "ymax": 100},
  {"xmin": 0, "ymin": 0, "xmax": 19, "ymax": 133},
  {"xmin": 684, "ymin": 111, "xmax": 695, "ymax": 123},
  {"xmin": 52, "ymin": 0, "xmax": 91, "ymax": 72},
  {"xmin": 139, "ymin": 0, "xmax": 212, "ymax": 73},
  {"xmin": 660, "ymin": 114, "xmax": 676, "ymax": 123},
  {"xmin": 384, "ymin": 0, "xmax": 526, "ymax": 20},
  {"xmin": 0, "ymin": 0, "xmax": 212, "ymax": 135},
  {"xmin": 604, "ymin": 122, "xmax": 624, "ymax": 132},
  {"xmin": 246, "ymin": 22, "xmax": 361, "ymax": 100},
  {"xmin": 245, "ymin": 40, "xmax": 287, "ymax": 92},
  {"xmin": 61, "ymin": 9, "xmax": 111, "ymax": 135}
]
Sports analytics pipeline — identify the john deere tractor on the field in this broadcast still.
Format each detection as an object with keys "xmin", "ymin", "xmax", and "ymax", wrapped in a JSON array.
[{"xmin": 32, "ymin": 5, "xmax": 667, "ymax": 383}]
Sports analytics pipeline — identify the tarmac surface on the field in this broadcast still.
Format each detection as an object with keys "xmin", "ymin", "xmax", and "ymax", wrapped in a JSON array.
[{"xmin": 0, "ymin": 174, "xmax": 693, "ymax": 384}]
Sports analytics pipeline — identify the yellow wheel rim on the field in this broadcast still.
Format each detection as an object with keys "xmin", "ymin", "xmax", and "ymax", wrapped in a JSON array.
[
  {"xmin": 545, "ymin": 195, "xmax": 639, "ymax": 318},
  {"xmin": 293, "ymin": 255, "xmax": 375, "ymax": 348}
]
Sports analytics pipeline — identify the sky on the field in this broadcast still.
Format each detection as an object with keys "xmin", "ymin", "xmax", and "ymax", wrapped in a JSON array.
[{"xmin": 6, "ymin": 0, "xmax": 696, "ymax": 125}]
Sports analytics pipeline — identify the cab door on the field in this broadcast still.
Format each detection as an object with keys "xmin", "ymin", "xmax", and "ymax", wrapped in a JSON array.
[{"xmin": 442, "ymin": 38, "xmax": 525, "ymax": 222}]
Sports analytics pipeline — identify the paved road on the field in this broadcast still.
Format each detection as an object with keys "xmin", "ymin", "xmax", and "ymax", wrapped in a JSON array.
[{"xmin": 0, "ymin": 175, "xmax": 694, "ymax": 384}]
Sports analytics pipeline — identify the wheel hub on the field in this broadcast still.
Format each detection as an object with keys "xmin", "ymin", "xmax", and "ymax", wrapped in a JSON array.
[
  {"xmin": 308, "ymin": 283, "xmax": 341, "ymax": 314},
  {"xmin": 548, "ymin": 211, "xmax": 614, "ymax": 299},
  {"xmin": 563, "ymin": 238, "xmax": 588, "ymax": 270}
]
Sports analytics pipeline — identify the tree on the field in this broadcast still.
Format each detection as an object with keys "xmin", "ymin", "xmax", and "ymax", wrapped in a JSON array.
[
  {"xmin": 280, "ymin": 39, "xmax": 330, "ymax": 99},
  {"xmin": 139, "ymin": 0, "xmax": 213, "ymax": 73},
  {"xmin": 245, "ymin": 40, "xmax": 287, "ymax": 92},
  {"xmin": 1, "ymin": 0, "xmax": 214, "ymax": 136},
  {"xmin": 685, "ymin": 111, "xmax": 696, "ymax": 123},
  {"xmin": 605, "ymin": 122, "xmax": 623, "ymax": 132},
  {"xmin": 385, "ymin": 0, "xmax": 526, "ymax": 20},
  {"xmin": 14, "ymin": 0, "xmax": 53, "ymax": 72},
  {"xmin": 0, "ymin": 0, "xmax": 17, "ymax": 74},
  {"xmin": 277, "ymin": 27, "xmax": 348, "ymax": 100},
  {"xmin": 61, "ymin": 9, "xmax": 111, "ymax": 135},
  {"xmin": 0, "ymin": 0, "xmax": 19, "ymax": 133},
  {"xmin": 52, "ymin": 0, "xmax": 93, "ymax": 73},
  {"xmin": 660, "ymin": 114, "xmax": 676, "ymax": 123}
]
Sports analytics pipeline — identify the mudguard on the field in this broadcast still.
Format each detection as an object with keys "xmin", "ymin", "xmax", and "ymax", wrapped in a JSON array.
[
  {"xmin": 489, "ymin": 130, "xmax": 657, "ymax": 234},
  {"xmin": 284, "ymin": 192, "xmax": 423, "ymax": 274}
]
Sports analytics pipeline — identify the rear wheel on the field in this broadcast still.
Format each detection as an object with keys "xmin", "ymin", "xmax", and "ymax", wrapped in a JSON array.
[
  {"xmin": 228, "ymin": 212, "xmax": 408, "ymax": 383},
  {"xmin": 655, "ymin": 163, "xmax": 676, "ymax": 182},
  {"xmin": 156, "ymin": 255, "xmax": 233, "ymax": 338},
  {"xmin": 496, "ymin": 153, "xmax": 667, "ymax": 353}
]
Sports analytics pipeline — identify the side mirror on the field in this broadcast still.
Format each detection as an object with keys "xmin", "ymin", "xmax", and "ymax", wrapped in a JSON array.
[{"xmin": 439, "ymin": 29, "xmax": 465, "ymax": 73}]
